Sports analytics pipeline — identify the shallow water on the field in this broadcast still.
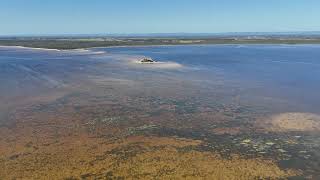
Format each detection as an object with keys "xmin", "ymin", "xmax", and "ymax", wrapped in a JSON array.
[
  {"xmin": 0, "ymin": 45, "xmax": 319, "ymax": 179},
  {"xmin": 97, "ymin": 45, "xmax": 320, "ymax": 113}
]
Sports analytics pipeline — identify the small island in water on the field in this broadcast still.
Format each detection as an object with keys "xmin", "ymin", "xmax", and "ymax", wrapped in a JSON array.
[{"xmin": 140, "ymin": 58, "xmax": 156, "ymax": 63}]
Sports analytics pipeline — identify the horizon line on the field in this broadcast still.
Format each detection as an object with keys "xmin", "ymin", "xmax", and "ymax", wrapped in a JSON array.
[{"xmin": 1, "ymin": 31, "xmax": 320, "ymax": 37}]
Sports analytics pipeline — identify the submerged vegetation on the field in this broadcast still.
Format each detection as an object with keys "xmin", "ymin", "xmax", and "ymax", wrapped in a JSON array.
[{"xmin": 0, "ymin": 45, "xmax": 319, "ymax": 179}]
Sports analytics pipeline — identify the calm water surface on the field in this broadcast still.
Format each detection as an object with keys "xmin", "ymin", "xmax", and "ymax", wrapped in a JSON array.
[{"xmin": 96, "ymin": 45, "xmax": 320, "ymax": 113}]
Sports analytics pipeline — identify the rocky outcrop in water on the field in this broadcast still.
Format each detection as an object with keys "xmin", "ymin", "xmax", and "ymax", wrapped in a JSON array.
[{"xmin": 140, "ymin": 58, "xmax": 155, "ymax": 63}]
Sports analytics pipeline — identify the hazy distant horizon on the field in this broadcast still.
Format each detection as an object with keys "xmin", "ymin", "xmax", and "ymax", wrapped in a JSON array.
[{"xmin": 1, "ymin": 31, "xmax": 320, "ymax": 37}]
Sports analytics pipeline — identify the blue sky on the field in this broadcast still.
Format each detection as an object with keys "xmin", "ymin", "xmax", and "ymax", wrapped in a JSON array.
[{"xmin": 1, "ymin": 0, "xmax": 319, "ymax": 35}]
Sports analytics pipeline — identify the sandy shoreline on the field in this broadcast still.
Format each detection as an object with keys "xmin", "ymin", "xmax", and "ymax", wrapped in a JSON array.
[
  {"xmin": 0, "ymin": 45, "xmax": 63, "ymax": 52},
  {"xmin": 131, "ymin": 60, "xmax": 183, "ymax": 69},
  {"xmin": 0, "ymin": 45, "xmax": 107, "ymax": 55},
  {"xmin": 0, "ymin": 44, "xmax": 179, "ymax": 51}
]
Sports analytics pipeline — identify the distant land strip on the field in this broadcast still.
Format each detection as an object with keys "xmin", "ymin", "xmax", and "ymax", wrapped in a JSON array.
[{"xmin": 1, "ymin": 37, "xmax": 320, "ymax": 50}]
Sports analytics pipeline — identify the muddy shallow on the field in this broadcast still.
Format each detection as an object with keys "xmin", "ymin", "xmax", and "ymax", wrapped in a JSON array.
[{"xmin": 0, "ymin": 45, "xmax": 319, "ymax": 179}]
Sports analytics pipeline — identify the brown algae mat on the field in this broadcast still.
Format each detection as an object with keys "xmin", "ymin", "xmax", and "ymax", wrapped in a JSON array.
[{"xmin": 0, "ymin": 135, "xmax": 299, "ymax": 179}]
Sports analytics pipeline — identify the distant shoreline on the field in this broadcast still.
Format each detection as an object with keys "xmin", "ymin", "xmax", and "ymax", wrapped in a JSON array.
[
  {"xmin": 1, "ymin": 37, "xmax": 320, "ymax": 50},
  {"xmin": 2, "ymin": 43, "xmax": 320, "ymax": 52},
  {"xmin": 0, "ymin": 45, "xmax": 95, "ymax": 53},
  {"xmin": 2, "ymin": 42, "xmax": 320, "ymax": 52}
]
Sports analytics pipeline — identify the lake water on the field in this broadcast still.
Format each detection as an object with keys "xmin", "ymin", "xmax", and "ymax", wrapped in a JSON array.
[
  {"xmin": 0, "ymin": 45, "xmax": 319, "ymax": 179},
  {"xmin": 97, "ymin": 45, "xmax": 320, "ymax": 113}
]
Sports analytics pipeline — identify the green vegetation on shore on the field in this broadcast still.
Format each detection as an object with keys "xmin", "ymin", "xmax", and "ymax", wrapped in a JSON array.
[{"xmin": 1, "ymin": 37, "xmax": 320, "ymax": 50}]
